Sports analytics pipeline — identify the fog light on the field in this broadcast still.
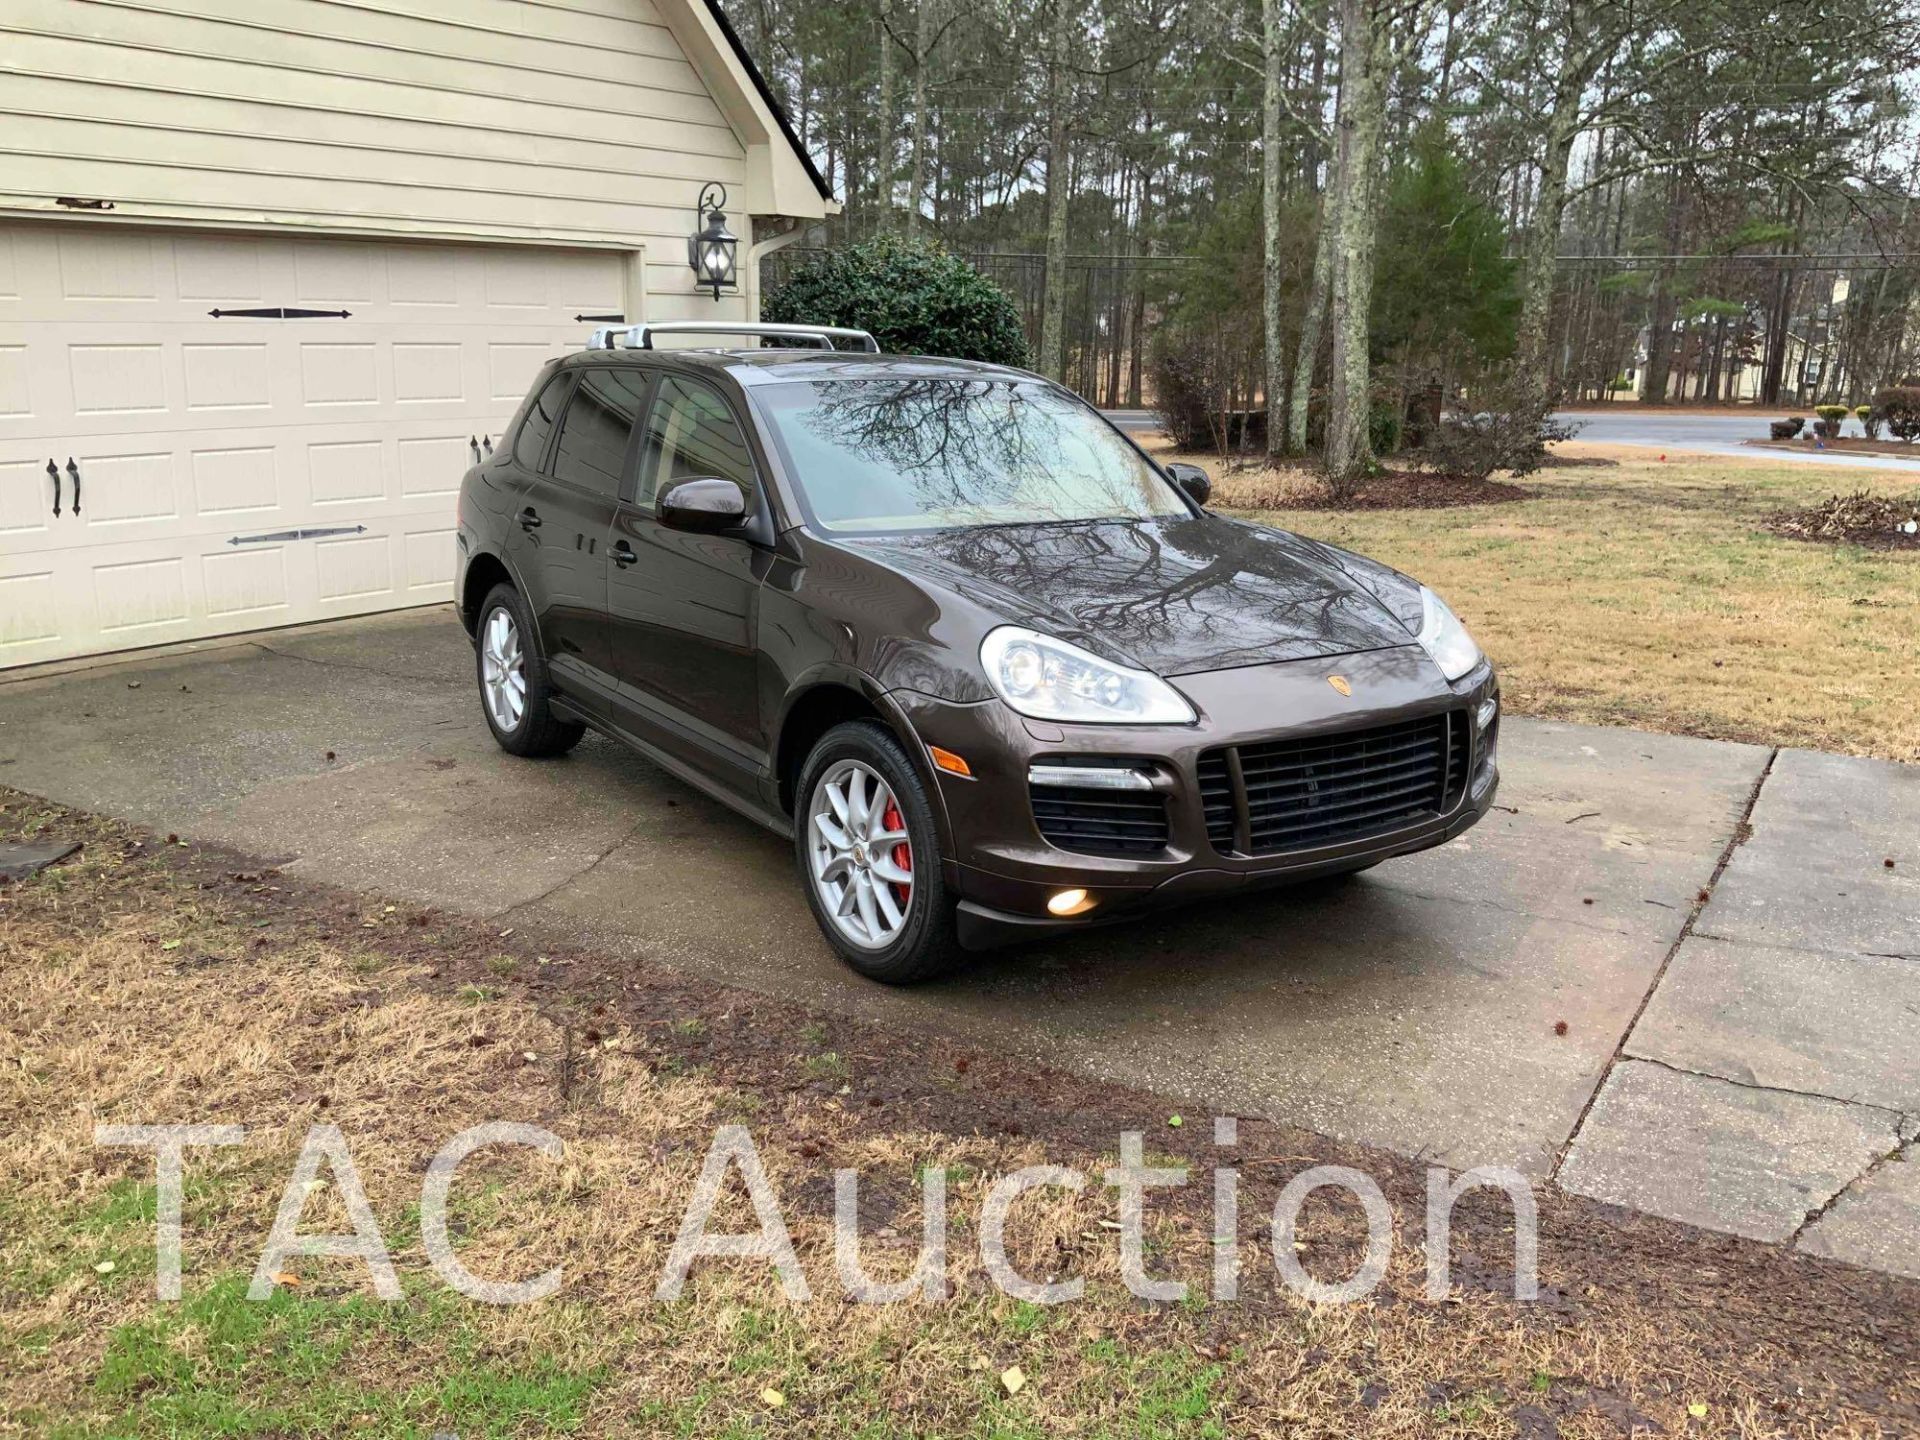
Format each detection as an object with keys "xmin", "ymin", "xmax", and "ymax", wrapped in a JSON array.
[
  {"xmin": 1047, "ymin": 888, "xmax": 1095, "ymax": 917},
  {"xmin": 1476, "ymin": 696, "xmax": 1499, "ymax": 732}
]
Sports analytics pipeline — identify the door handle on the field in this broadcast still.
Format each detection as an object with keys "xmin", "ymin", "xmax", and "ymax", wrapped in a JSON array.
[
  {"xmin": 46, "ymin": 459, "xmax": 60, "ymax": 517},
  {"xmin": 65, "ymin": 458, "xmax": 80, "ymax": 516},
  {"xmin": 612, "ymin": 540, "xmax": 637, "ymax": 569},
  {"xmin": 519, "ymin": 507, "xmax": 542, "ymax": 532}
]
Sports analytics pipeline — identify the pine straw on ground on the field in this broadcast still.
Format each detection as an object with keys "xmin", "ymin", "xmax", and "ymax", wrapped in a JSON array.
[
  {"xmin": 3, "ymin": 796, "xmax": 1916, "ymax": 1438},
  {"xmin": 1766, "ymin": 491, "xmax": 1920, "ymax": 551}
]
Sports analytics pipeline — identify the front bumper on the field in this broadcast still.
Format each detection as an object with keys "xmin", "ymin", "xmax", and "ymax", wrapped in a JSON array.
[{"xmin": 892, "ymin": 644, "xmax": 1499, "ymax": 949}]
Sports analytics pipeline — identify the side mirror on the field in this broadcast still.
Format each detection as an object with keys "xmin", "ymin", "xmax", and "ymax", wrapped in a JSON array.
[
  {"xmin": 1166, "ymin": 462, "xmax": 1211, "ymax": 508},
  {"xmin": 658, "ymin": 477, "xmax": 747, "ymax": 534}
]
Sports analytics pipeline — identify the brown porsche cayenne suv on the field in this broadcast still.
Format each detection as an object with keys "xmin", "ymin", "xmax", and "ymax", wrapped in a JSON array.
[{"xmin": 456, "ymin": 322, "xmax": 1499, "ymax": 983}]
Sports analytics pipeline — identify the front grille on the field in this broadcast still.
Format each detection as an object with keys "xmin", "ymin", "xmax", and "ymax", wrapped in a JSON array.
[
  {"xmin": 1030, "ymin": 760, "xmax": 1170, "ymax": 857},
  {"xmin": 1200, "ymin": 711, "xmax": 1469, "ymax": 857}
]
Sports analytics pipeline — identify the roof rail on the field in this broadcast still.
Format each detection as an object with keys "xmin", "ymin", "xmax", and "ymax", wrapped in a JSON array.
[{"xmin": 588, "ymin": 321, "xmax": 880, "ymax": 354}]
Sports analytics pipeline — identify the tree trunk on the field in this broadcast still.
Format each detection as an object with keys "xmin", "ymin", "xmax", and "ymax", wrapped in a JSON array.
[
  {"xmin": 1324, "ymin": 0, "xmax": 1391, "ymax": 490},
  {"xmin": 1514, "ymin": 88, "xmax": 1582, "ymax": 406},
  {"xmin": 876, "ymin": 0, "xmax": 895, "ymax": 234},
  {"xmin": 1261, "ymin": 0, "xmax": 1289, "ymax": 461},
  {"xmin": 1288, "ymin": 195, "xmax": 1332, "ymax": 454},
  {"xmin": 907, "ymin": 0, "xmax": 934, "ymax": 238},
  {"xmin": 1038, "ymin": 0, "xmax": 1073, "ymax": 382}
]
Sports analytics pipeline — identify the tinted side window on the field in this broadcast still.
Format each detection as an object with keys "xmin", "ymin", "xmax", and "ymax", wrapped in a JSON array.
[
  {"xmin": 636, "ymin": 376, "xmax": 756, "ymax": 511},
  {"xmin": 512, "ymin": 373, "xmax": 570, "ymax": 471},
  {"xmin": 550, "ymin": 368, "xmax": 649, "ymax": 499}
]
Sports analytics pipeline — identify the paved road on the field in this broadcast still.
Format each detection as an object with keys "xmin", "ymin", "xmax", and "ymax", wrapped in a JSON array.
[
  {"xmin": 1106, "ymin": 406, "xmax": 1920, "ymax": 470},
  {"xmin": 2, "ymin": 611, "xmax": 1913, "ymax": 1274},
  {"xmin": 1556, "ymin": 409, "xmax": 1920, "ymax": 470}
]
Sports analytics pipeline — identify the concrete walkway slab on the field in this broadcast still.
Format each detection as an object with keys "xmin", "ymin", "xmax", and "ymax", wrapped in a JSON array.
[
  {"xmin": 1558, "ymin": 1059, "xmax": 1900, "ymax": 1242},
  {"xmin": 1627, "ymin": 935, "xmax": 1920, "ymax": 1113},
  {"xmin": 1799, "ymin": 1145, "xmax": 1920, "ymax": 1279},
  {"xmin": 1702, "ymin": 749, "xmax": 1919, "ymax": 959}
]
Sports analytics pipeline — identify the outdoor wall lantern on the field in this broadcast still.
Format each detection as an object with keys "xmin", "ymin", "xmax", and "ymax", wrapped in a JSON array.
[{"xmin": 688, "ymin": 182, "xmax": 738, "ymax": 301}]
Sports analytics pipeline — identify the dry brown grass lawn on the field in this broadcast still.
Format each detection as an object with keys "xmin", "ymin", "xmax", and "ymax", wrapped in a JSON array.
[
  {"xmin": 3, "ymin": 798, "xmax": 1917, "ymax": 1437},
  {"xmin": 1149, "ymin": 437, "xmax": 1920, "ymax": 762}
]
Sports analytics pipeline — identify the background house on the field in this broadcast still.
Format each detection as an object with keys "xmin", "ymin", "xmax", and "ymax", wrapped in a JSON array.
[{"xmin": 0, "ymin": 0, "xmax": 833, "ymax": 667}]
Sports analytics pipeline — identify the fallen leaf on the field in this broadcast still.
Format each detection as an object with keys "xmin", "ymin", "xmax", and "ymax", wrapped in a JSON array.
[
  {"xmin": 160, "ymin": 940, "xmax": 182, "ymax": 952},
  {"xmin": 1000, "ymin": 1366, "xmax": 1026, "ymax": 1395},
  {"xmin": 1688, "ymin": 1402, "xmax": 1709, "ymax": 1418},
  {"xmin": 1553, "ymin": 1020, "xmax": 1569, "ymax": 1037},
  {"xmin": 760, "ymin": 1388, "xmax": 785, "ymax": 1408},
  {"xmin": 93, "ymin": 1260, "xmax": 115, "ymax": 1275},
  {"xmin": 1167, "ymin": 1114, "xmax": 1183, "ymax": 1128},
  {"xmin": 276, "ymin": 1272, "xmax": 300, "ymax": 1287}
]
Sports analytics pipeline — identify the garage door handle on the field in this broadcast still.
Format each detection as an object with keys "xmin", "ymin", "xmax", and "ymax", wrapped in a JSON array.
[
  {"xmin": 66, "ymin": 458, "xmax": 81, "ymax": 516},
  {"xmin": 612, "ymin": 540, "xmax": 637, "ymax": 568},
  {"xmin": 46, "ymin": 459, "xmax": 60, "ymax": 517},
  {"xmin": 519, "ymin": 508, "xmax": 542, "ymax": 532}
]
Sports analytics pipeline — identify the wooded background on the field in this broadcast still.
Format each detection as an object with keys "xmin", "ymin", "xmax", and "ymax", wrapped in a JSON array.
[{"xmin": 734, "ymin": 0, "xmax": 1920, "ymax": 479}]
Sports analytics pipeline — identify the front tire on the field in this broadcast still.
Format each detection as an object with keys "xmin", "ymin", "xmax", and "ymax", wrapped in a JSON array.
[
  {"xmin": 794, "ymin": 720, "xmax": 959, "ymax": 984},
  {"xmin": 475, "ymin": 583, "xmax": 585, "ymax": 758}
]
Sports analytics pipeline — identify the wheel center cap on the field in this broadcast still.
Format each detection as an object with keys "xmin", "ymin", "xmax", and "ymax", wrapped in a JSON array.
[{"xmin": 853, "ymin": 842, "xmax": 868, "ymax": 866}]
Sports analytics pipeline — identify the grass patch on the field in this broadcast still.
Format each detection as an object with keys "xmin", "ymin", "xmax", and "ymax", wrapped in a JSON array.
[
  {"xmin": 2, "ymin": 800, "xmax": 1913, "ymax": 1437},
  {"xmin": 1166, "ymin": 441, "xmax": 1920, "ymax": 760}
]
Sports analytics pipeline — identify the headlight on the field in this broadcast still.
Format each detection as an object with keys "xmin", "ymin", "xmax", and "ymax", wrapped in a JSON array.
[
  {"xmin": 1416, "ymin": 587, "xmax": 1483, "ymax": 682},
  {"xmin": 980, "ymin": 627, "xmax": 1196, "ymax": 725}
]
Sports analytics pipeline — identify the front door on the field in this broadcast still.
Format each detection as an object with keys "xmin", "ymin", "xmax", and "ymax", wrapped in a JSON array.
[
  {"xmin": 605, "ymin": 373, "xmax": 767, "ymax": 784},
  {"xmin": 511, "ymin": 366, "xmax": 648, "ymax": 701}
]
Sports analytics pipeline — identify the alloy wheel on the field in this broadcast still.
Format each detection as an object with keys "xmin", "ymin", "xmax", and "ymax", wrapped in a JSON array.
[
  {"xmin": 807, "ymin": 759, "xmax": 914, "ymax": 950},
  {"xmin": 480, "ymin": 605, "xmax": 527, "ymax": 733}
]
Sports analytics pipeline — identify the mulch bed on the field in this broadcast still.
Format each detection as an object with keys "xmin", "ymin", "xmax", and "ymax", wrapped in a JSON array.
[
  {"xmin": 1231, "ymin": 469, "xmax": 1533, "ymax": 511},
  {"xmin": 1767, "ymin": 491, "xmax": 1920, "ymax": 551}
]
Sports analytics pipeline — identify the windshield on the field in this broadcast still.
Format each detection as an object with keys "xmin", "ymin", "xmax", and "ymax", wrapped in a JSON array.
[{"xmin": 752, "ymin": 377, "xmax": 1190, "ymax": 533}]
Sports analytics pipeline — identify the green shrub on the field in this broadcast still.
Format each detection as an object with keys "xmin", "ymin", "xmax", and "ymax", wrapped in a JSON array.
[
  {"xmin": 1421, "ymin": 371, "xmax": 1580, "ymax": 482},
  {"xmin": 1872, "ymin": 385, "xmax": 1920, "ymax": 441},
  {"xmin": 1815, "ymin": 403, "xmax": 1851, "ymax": 424},
  {"xmin": 1857, "ymin": 403, "xmax": 1884, "ymax": 439},
  {"xmin": 762, "ymin": 237, "xmax": 1030, "ymax": 367},
  {"xmin": 1368, "ymin": 399, "xmax": 1403, "ymax": 457}
]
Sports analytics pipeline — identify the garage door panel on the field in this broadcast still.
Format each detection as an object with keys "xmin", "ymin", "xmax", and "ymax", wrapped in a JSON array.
[
  {"xmin": 315, "ymin": 532, "xmax": 394, "ymax": 602},
  {"xmin": 202, "ymin": 544, "xmax": 293, "ymax": 621},
  {"xmin": 307, "ymin": 438, "xmax": 388, "ymax": 508},
  {"xmin": 173, "ymin": 233, "xmax": 269, "ymax": 304},
  {"xmin": 182, "ymin": 342, "xmax": 274, "ymax": 412},
  {"xmin": 0, "ymin": 559, "xmax": 68, "ymax": 663},
  {"xmin": 1, "ymin": 458, "xmax": 55, "ymax": 537},
  {"xmin": 75, "ymin": 451, "xmax": 180, "ymax": 527},
  {"xmin": 192, "ymin": 445, "xmax": 281, "ymax": 516},
  {"xmin": 0, "ymin": 345, "xmax": 29, "ymax": 417},
  {"xmin": 93, "ymin": 553, "xmax": 191, "ymax": 637},
  {"xmin": 1, "ymin": 221, "xmax": 618, "ymax": 665}
]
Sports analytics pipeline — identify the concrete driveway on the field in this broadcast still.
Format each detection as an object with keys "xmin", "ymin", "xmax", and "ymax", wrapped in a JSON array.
[{"xmin": 3, "ymin": 610, "xmax": 1914, "ymax": 1274}]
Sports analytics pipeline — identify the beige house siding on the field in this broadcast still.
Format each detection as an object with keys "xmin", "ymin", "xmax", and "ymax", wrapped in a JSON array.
[{"xmin": 0, "ymin": 0, "xmax": 830, "ymax": 318}]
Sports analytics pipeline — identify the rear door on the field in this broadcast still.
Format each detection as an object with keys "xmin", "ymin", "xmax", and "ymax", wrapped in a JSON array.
[
  {"xmin": 605, "ymin": 372, "xmax": 768, "ymax": 783},
  {"xmin": 513, "ymin": 366, "xmax": 649, "ymax": 699}
]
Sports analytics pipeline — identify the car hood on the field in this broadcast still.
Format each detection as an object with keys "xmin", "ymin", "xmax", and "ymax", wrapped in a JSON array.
[{"xmin": 836, "ymin": 513, "xmax": 1423, "ymax": 677}]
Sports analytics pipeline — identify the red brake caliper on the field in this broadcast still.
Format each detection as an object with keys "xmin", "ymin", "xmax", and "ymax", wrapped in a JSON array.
[{"xmin": 882, "ymin": 798, "xmax": 911, "ymax": 906}]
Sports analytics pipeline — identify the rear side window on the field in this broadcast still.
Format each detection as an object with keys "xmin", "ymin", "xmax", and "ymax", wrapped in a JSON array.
[
  {"xmin": 636, "ymin": 376, "xmax": 756, "ymax": 511},
  {"xmin": 513, "ymin": 374, "xmax": 570, "ymax": 471},
  {"xmin": 550, "ymin": 368, "xmax": 650, "ymax": 498}
]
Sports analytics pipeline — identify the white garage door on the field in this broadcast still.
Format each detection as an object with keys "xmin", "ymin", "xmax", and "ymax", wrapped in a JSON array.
[{"xmin": 0, "ymin": 221, "xmax": 626, "ymax": 667}]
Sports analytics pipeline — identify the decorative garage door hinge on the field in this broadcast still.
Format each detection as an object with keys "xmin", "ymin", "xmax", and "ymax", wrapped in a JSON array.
[
  {"xmin": 208, "ymin": 307, "xmax": 353, "ymax": 319},
  {"xmin": 227, "ymin": 525, "xmax": 368, "ymax": 546}
]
